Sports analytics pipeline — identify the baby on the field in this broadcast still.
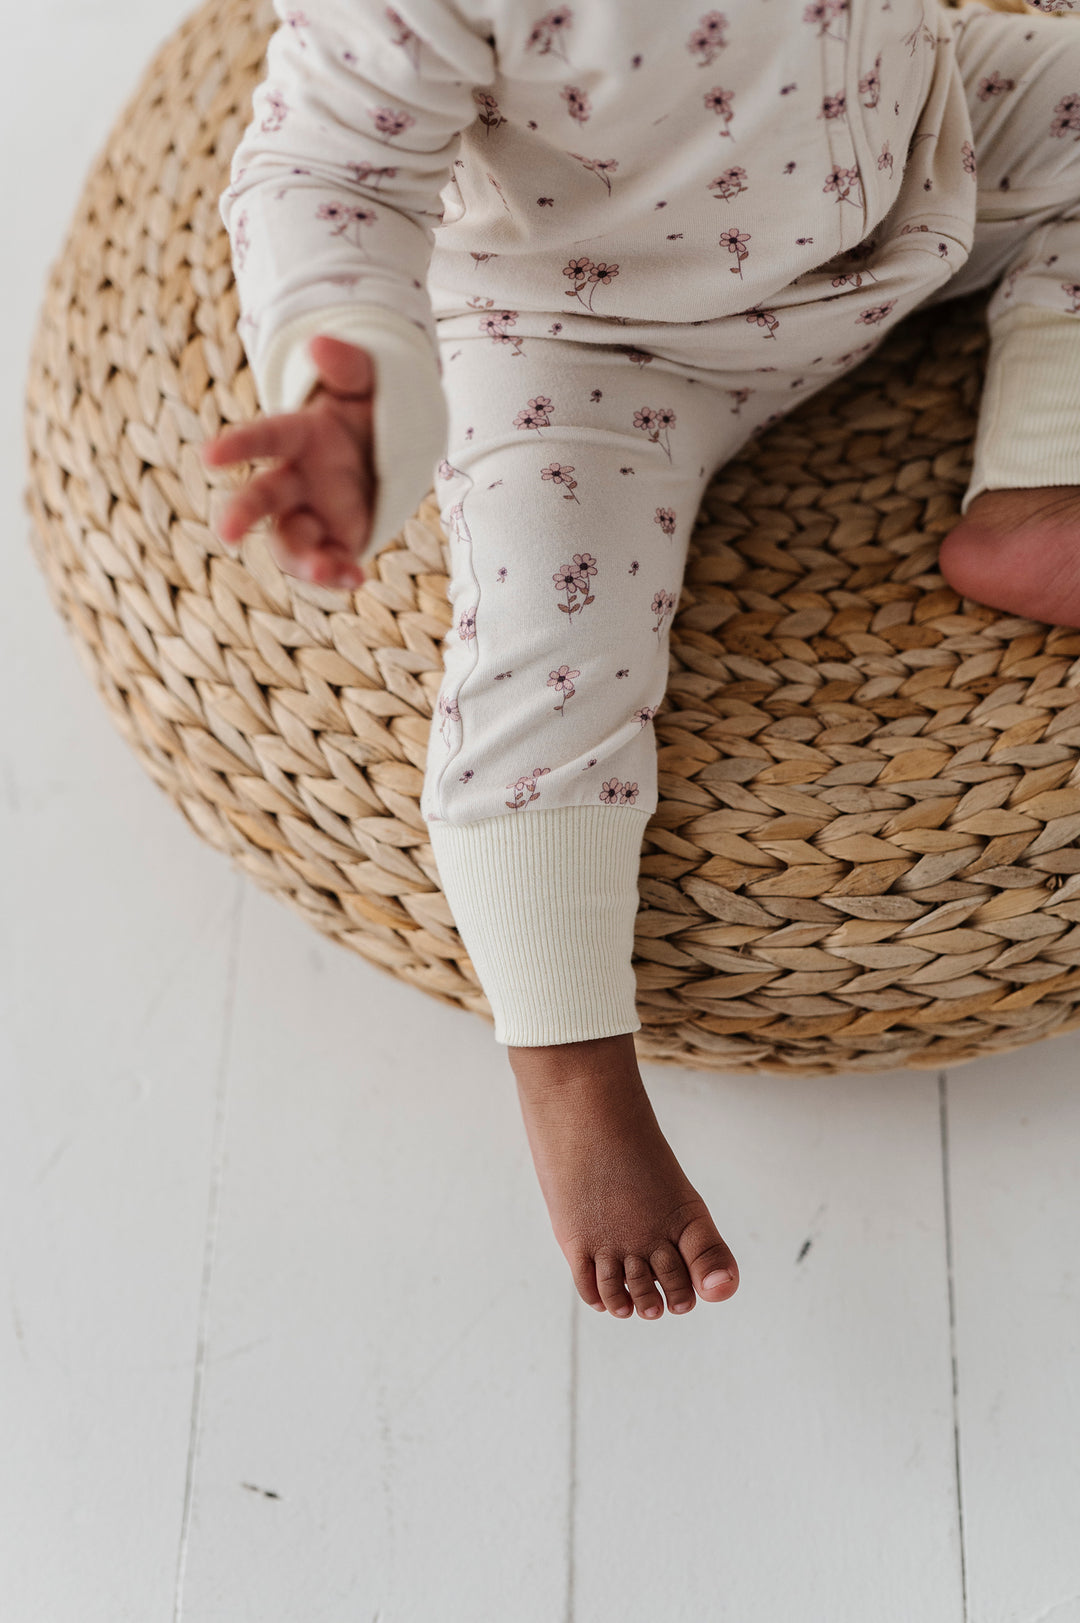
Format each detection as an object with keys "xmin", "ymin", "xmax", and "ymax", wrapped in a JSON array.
[{"xmin": 201, "ymin": 0, "xmax": 1080, "ymax": 1320}]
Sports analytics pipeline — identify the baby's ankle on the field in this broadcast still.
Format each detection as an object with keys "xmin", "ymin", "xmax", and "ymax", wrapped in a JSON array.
[{"xmin": 508, "ymin": 1031, "xmax": 642, "ymax": 1094}]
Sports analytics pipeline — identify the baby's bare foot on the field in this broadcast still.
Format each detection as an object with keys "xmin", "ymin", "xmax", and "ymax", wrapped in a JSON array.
[
  {"xmin": 939, "ymin": 485, "xmax": 1080, "ymax": 627},
  {"xmin": 509, "ymin": 1034, "xmax": 738, "ymax": 1319}
]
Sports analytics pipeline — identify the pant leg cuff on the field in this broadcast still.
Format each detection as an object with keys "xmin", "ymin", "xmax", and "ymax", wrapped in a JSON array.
[
  {"xmin": 426, "ymin": 805, "xmax": 649, "ymax": 1046},
  {"xmin": 962, "ymin": 304, "xmax": 1080, "ymax": 513}
]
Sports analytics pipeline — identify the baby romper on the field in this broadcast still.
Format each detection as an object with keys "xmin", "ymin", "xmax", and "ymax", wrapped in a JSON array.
[{"xmin": 220, "ymin": 0, "xmax": 1080, "ymax": 1046}]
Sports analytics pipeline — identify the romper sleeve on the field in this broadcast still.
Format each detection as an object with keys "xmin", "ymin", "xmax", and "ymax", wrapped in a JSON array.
[{"xmin": 219, "ymin": 0, "xmax": 496, "ymax": 559}]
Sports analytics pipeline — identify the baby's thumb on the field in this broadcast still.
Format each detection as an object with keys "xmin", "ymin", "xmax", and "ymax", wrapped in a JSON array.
[{"xmin": 307, "ymin": 333, "xmax": 375, "ymax": 399}]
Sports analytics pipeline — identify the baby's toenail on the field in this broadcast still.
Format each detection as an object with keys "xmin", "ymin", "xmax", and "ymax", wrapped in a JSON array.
[
  {"xmin": 672, "ymin": 1302, "xmax": 691, "ymax": 1313},
  {"xmin": 703, "ymin": 1269, "xmax": 732, "ymax": 1290},
  {"xmin": 644, "ymin": 1306, "xmax": 660, "ymax": 1318},
  {"xmin": 615, "ymin": 1306, "xmax": 632, "ymax": 1317},
  {"xmin": 590, "ymin": 1302, "xmax": 605, "ymax": 1312}
]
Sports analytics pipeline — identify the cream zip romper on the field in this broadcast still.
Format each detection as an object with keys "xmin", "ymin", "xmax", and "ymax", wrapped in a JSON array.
[{"xmin": 221, "ymin": 0, "xmax": 1080, "ymax": 1045}]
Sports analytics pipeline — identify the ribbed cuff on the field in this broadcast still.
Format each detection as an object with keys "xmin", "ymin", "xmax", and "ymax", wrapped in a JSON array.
[
  {"xmin": 427, "ymin": 806, "xmax": 649, "ymax": 1046},
  {"xmin": 962, "ymin": 304, "xmax": 1080, "ymax": 514},
  {"xmin": 251, "ymin": 302, "xmax": 448, "ymax": 559}
]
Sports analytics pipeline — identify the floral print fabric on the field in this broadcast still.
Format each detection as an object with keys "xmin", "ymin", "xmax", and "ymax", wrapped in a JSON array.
[{"xmin": 221, "ymin": 0, "xmax": 1080, "ymax": 837}]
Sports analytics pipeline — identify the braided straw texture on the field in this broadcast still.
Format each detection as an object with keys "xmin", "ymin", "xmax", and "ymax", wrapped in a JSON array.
[{"xmin": 23, "ymin": 0, "xmax": 1080, "ymax": 1076}]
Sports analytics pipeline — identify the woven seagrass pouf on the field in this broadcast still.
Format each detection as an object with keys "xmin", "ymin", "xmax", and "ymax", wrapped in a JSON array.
[{"xmin": 23, "ymin": 0, "xmax": 1080, "ymax": 1076}]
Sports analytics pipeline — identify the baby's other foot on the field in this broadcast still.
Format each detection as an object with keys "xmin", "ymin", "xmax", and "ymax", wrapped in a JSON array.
[
  {"xmin": 939, "ymin": 486, "xmax": 1080, "ymax": 627},
  {"xmin": 509, "ymin": 1034, "xmax": 738, "ymax": 1319}
]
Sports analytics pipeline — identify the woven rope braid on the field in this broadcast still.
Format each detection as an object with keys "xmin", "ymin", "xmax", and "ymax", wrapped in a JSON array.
[{"xmin": 23, "ymin": 0, "xmax": 1080, "ymax": 1075}]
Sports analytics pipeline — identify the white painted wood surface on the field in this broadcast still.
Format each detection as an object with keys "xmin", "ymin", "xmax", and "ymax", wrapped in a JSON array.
[{"xmin": 2, "ymin": 5, "xmax": 1078, "ymax": 1619}]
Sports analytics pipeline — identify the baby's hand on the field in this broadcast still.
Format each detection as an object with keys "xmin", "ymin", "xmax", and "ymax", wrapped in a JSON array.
[{"xmin": 199, "ymin": 334, "xmax": 377, "ymax": 590}]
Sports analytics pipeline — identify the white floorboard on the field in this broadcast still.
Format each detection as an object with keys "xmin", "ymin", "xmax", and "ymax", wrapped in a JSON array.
[
  {"xmin": 574, "ymin": 1064, "xmax": 964, "ymax": 1623},
  {"xmin": 3, "ymin": 3, "xmax": 1080, "ymax": 1620},
  {"xmin": 946, "ymin": 1046, "xmax": 1080, "ymax": 1623}
]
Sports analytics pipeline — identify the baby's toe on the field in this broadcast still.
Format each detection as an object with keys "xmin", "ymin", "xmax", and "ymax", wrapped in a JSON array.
[
  {"xmin": 567, "ymin": 1248, "xmax": 607, "ymax": 1313},
  {"xmin": 594, "ymin": 1252, "xmax": 634, "ymax": 1318},
  {"xmin": 650, "ymin": 1240, "xmax": 696, "ymax": 1315},
  {"xmin": 623, "ymin": 1254, "xmax": 665, "ymax": 1319},
  {"xmin": 680, "ymin": 1215, "xmax": 739, "ymax": 1302}
]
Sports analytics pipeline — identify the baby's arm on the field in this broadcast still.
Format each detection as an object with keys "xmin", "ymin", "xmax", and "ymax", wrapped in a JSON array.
[{"xmin": 210, "ymin": 0, "xmax": 496, "ymax": 569}]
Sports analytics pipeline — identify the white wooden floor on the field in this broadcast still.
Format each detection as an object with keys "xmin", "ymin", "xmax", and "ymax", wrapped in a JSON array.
[{"xmin": 3, "ymin": 5, "xmax": 1080, "ymax": 1620}]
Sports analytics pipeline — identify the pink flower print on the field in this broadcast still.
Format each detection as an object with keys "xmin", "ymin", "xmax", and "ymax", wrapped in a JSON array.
[
  {"xmin": 902, "ymin": 20, "xmax": 935, "ymax": 54},
  {"xmin": 437, "ymin": 459, "xmax": 458, "ymax": 480},
  {"xmin": 459, "ymin": 768, "xmax": 474, "ymax": 783},
  {"xmin": 977, "ymin": 70, "xmax": 1015, "ymax": 103},
  {"xmin": 1062, "ymin": 280, "xmax": 1080, "ymax": 314},
  {"xmin": 562, "ymin": 256, "xmax": 620, "ymax": 311},
  {"xmin": 727, "ymin": 386, "xmax": 753, "ymax": 413},
  {"xmin": 590, "ymin": 388, "xmax": 603, "ymax": 402},
  {"xmin": 347, "ymin": 160, "xmax": 398, "ymax": 190},
  {"xmin": 803, "ymin": 0, "xmax": 847, "ymax": 41},
  {"xmin": 633, "ymin": 405, "xmax": 677, "ymax": 460},
  {"xmin": 651, "ymin": 589, "xmax": 677, "ymax": 638},
  {"xmin": 616, "ymin": 668, "xmax": 630, "ymax": 678},
  {"xmin": 583, "ymin": 756, "xmax": 598, "ymax": 769},
  {"xmin": 824, "ymin": 165, "xmax": 861, "ymax": 207},
  {"xmin": 316, "ymin": 201, "xmax": 378, "ymax": 253},
  {"xmin": 471, "ymin": 299, "xmax": 525, "ymax": 356},
  {"xmin": 709, "ymin": 166, "xmax": 747, "ymax": 201},
  {"xmin": 961, "ymin": 140, "xmax": 976, "ymax": 175},
  {"xmin": 548, "ymin": 664, "xmax": 581, "ymax": 716},
  {"xmin": 561, "ymin": 85, "xmax": 591, "ymax": 123},
  {"xmin": 831, "ymin": 266, "xmax": 878, "ymax": 290},
  {"xmin": 494, "ymin": 669, "xmax": 513, "ymax": 680},
  {"xmin": 496, "ymin": 566, "xmax": 508, "ymax": 582},
  {"xmin": 719, "ymin": 226, "xmax": 750, "ymax": 278},
  {"xmin": 859, "ymin": 53, "xmax": 881, "ymax": 109},
  {"xmin": 506, "ymin": 765, "xmax": 551, "ymax": 811},
  {"xmin": 233, "ymin": 210, "xmax": 251, "ymax": 271},
  {"xmin": 368, "ymin": 105, "xmax": 416, "ymax": 143},
  {"xmin": 634, "ymin": 706, "xmax": 657, "ymax": 729},
  {"xmin": 687, "ymin": 10, "xmax": 729, "ymax": 65},
  {"xmin": 457, "ymin": 606, "xmax": 478, "ymax": 640},
  {"xmin": 600, "ymin": 778, "xmax": 639, "ymax": 805},
  {"xmin": 821, "ymin": 93, "xmax": 847, "ymax": 121},
  {"xmin": 475, "ymin": 90, "xmax": 507, "ymax": 134},
  {"xmin": 553, "ymin": 553, "xmax": 597, "ymax": 623},
  {"xmin": 261, "ymin": 89, "xmax": 288, "ymax": 134},
  {"xmin": 704, "ymin": 86, "xmax": 736, "ymax": 139},
  {"xmin": 541, "ymin": 461, "xmax": 581, "ymax": 503},
  {"xmin": 655, "ymin": 507, "xmax": 677, "ymax": 536},
  {"xmin": 856, "ymin": 300, "xmax": 897, "ymax": 326},
  {"xmin": 617, "ymin": 345, "xmax": 654, "ymax": 367},
  {"xmin": 514, "ymin": 395, "xmax": 553, "ymax": 434},
  {"xmin": 628, "ymin": 560, "xmax": 639, "ymax": 574},
  {"xmin": 438, "ymin": 691, "xmax": 460, "ymax": 745},
  {"xmin": 386, "ymin": 7, "xmax": 421, "ymax": 70},
  {"xmin": 1051, "ymin": 93, "xmax": 1080, "ymax": 140},
  {"xmin": 568, "ymin": 153, "xmax": 619, "ymax": 193},
  {"xmin": 740, "ymin": 306, "xmax": 776, "ymax": 339},
  {"xmin": 525, "ymin": 6, "xmax": 573, "ymax": 62},
  {"xmin": 878, "ymin": 142, "xmax": 894, "ymax": 179}
]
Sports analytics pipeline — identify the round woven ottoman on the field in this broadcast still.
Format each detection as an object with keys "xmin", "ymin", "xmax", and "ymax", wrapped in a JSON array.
[{"xmin": 23, "ymin": 0, "xmax": 1080, "ymax": 1077}]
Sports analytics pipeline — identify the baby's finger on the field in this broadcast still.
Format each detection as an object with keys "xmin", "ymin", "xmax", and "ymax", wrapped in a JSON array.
[
  {"xmin": 274, "ymin": 511, "xmax": 364, "ymax": 588},
  {"xmin": 213, "ymin": 464, "xmax": 307, "ymax": 545},
  {"xmin": 200, "ymin": 413, "xmax": 305, "ymax": 469}
]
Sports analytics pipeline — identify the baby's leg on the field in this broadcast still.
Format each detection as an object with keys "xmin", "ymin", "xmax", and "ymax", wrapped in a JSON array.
[
  {"xmin": 420, "ymin": 332, "xmax": 738, "ymax": 1318},
  {"xmin": 927, "ymin": 3, "xmax": 1080, "ymax": 621}
]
